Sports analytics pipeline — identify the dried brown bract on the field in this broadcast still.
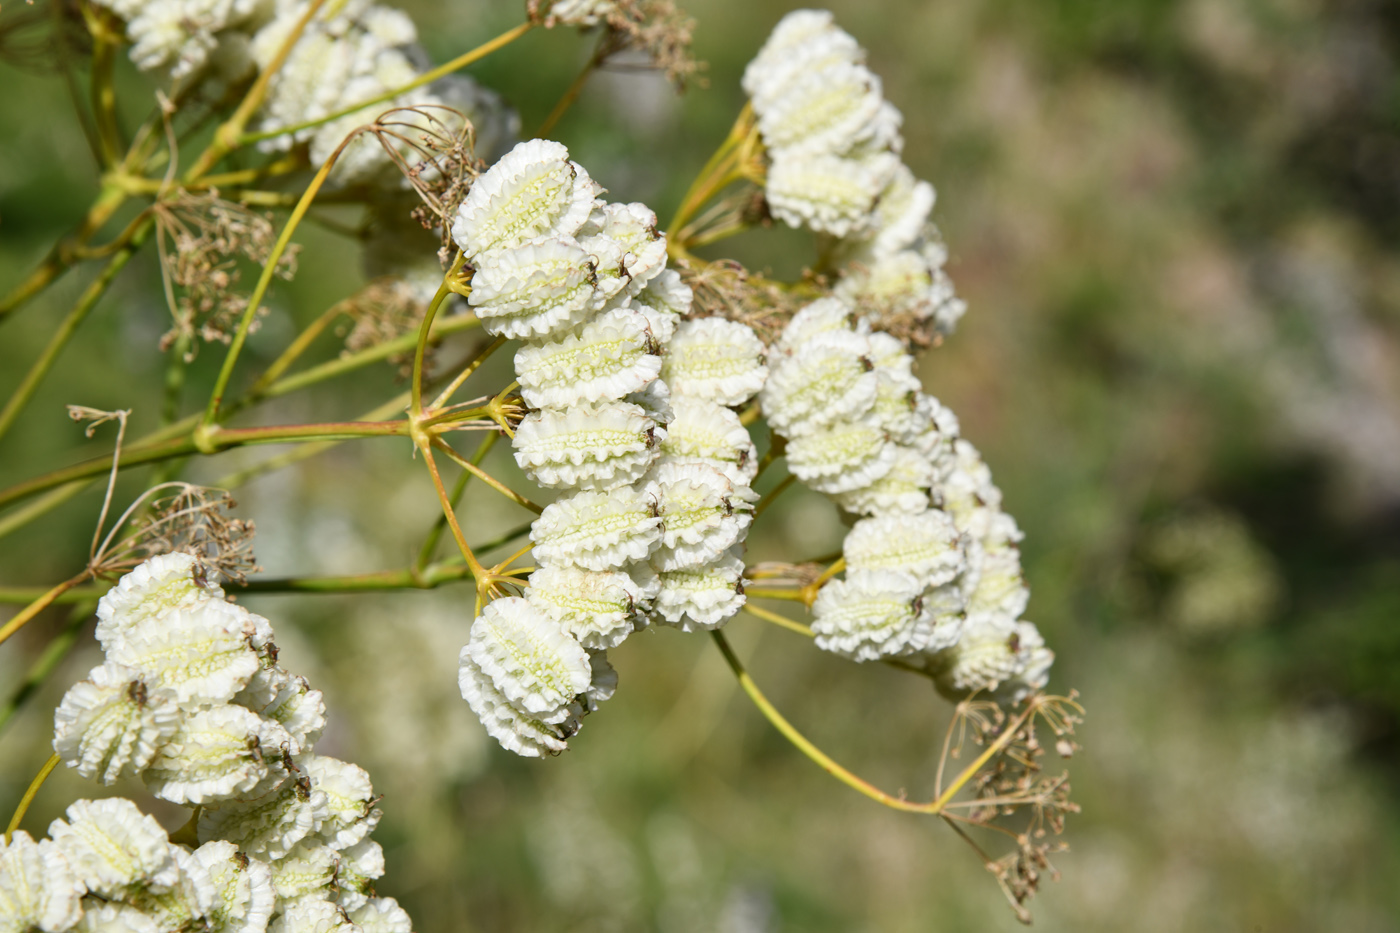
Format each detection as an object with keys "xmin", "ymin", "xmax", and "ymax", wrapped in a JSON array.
[
  {"xmin": 531, "ymin": 0, "xmax": 704, "ymax": 88},
  {"xmin": 153, "ymin": 191, "xmax": 299, "ymax": 355},
  {"xmin": 678, "ymin": 259, "xmax": 808, "ymax": 345},
  {"xmin": 369, "ymin": 104, "xmax": 484, "ymax": 251}
]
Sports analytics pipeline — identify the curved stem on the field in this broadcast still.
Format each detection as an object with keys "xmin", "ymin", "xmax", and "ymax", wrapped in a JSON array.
[
  {"xmin": 417, "ymin": 442, "xmax": 486, "ymax": 581},
  {"xmin": 238, "ymin": 21, "xmax": 536, "ymax": 147},
  {"xmin": 5, "ymin": 755, "xmax": 61, "ymax": 844},
  {"xmin": 667, "ymin": 102, "xmax": 754, "ymax": 236},
  {"xmin": 741, "ymin": 604, "xmax": 812, "ymax": 637},
  {"xmin": 431, "ymin": 438, "xmax": 541, "ymax": 514},
  {"xmin": 429, "ymin": 335, "xmax": 505, "ymax": 411},
  {"xmin": 709, "ymin": 630, "xmax": 1038, "ymax": 815},
  {"xmin": 412, "ymin": 255, "xmax": 468, "ymax": 418},
  {"xmin": 752, "ymin": 474, "xmax": 795, "ymax": 519},
  {"xmin": 0, "ymin": 573, "xmax": 91, "ymax": 647}
]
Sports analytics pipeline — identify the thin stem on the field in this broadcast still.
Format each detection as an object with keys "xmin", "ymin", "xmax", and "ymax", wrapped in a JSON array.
[
  {"xmin": 752, "ymin": 474, "xmax": 795, "ymax": 519},
  {"xmin": 201, "ymin": 128, "xmax": 362, "ymax": 432},
  {"xmin": 88, "ymin": 17, "xmax": 120, "ymax": 168},
  {"xmin": 5, "ymin": 755, "xmax": 61, "ymax": 844},
  {"xmin": 0, "ymin": 185, "xmax": 129, "ymax": 322},
  {"xmin": 417, "ymin": 443, "xmax": 486, "ymax": 580},
  {"xmin": 238, "ymin": 21, "xmax": 536, "ymax": 147},
  {"xmin": 667, "ymin": 102, "xmax": 754, "ymax": 236},
  {"xmin": 244, "ymin": 303, "xmax": 353, "ymax": 398},
  {"xmin": 413, "ymin": 255, "xmax": 468, "ymax": 418},
  {"xmin": 742, "ymin": 604, "xmax": 813, "ymax": 637},
  {"xmin": 0, "ymin": 219, "xmax": 153, "ymax": 442},
  {"xmin": 535, "ymin": 37, "xmax": 605, "ymax": 138},
  {"xmin": 237, "ymin": 558, "xmax": 476, "ymax": 595},
  {"xmin": 431, "ymin": 439, "xmax": 542, "ymax": 514},
  {"xmin": 710, "ymin": 630, "xmax": 1039, "ymax": 815},
  {"xmin": 429, "ymin": 335, "xmax": 505, "ymax": 411},
  {"xmin": 416, "ymin": 432, "xmax": 497, "ymax": 572},
  {"xmin": 183, "ymin": 0, "xmax": 328, "ymax": 181},
  {"xmin": 0, "ymin": 573, "xmax": 91, "ymax": 647}
]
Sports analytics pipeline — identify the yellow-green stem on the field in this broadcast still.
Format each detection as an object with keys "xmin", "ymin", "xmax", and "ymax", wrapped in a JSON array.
[
  {"xmin": 416, "ymin": 432, "xmax": 498, "ymax": 572},
  {"xmin": 742, "ymin": 604, "xmax": 813, "ymax": 637},
  {"xmin": 710, "ymin": 630, "xmax": 1037, "ymax": 815},
  {"xmin": 5, "ymin": 755, "xmax": 61, "ymax": 844},
  {"xmin": 238, "ymin": 21, "xmax": 536, "ymax": 147}
]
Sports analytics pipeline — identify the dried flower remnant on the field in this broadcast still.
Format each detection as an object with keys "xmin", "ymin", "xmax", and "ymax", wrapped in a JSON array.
[{"xmin": 532, "ymin": 0, "xmax": 702, "ymax": 87}]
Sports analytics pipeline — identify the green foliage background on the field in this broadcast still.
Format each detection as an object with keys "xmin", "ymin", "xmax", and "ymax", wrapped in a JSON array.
[{"xmin": 3, "ymin": 0, "xmax": 1400, "ymax": 929}]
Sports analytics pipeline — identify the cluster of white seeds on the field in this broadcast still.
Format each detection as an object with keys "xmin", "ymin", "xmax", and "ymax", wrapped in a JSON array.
[
  {"xmin": 0, "ymin": 554, "xmax": 412, "ymax": 933},
  {"xmin": 743, "ymin": 10, "xmax": 966, "ymax": 338},
  {"xmin": 761, "ymin": 301, "xmax": 1052, "ymax": 701},
  {"xmin": 449, "ymin": 139, "xmax": 768, "ymax": 756}
]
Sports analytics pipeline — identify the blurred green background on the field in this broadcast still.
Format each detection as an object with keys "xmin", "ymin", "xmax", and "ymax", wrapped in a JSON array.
[{"xmin": 4, "ymin": 0, "xmax": 1400, "ymax": 929}]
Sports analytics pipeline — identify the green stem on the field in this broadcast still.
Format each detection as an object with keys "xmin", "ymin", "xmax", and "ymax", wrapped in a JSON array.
[
  {"xmin": 0, "ymin": 218, "xmax": 153, "ymax": 443},
  {"xmin": 238, "ymin": 21, "xmax": 536, "ymax": 147},
  {"xmin": 0, "ymin": 573, "xmax": 91, "ymax": 647},
  {"xmin": 5, "ymin": 755, "xmax": 61, "ymax": 844},
  {"xmin": 201, "ymin": 130, "xmax": 355, "ymax": 433},
  {"xmin": 416, "ymin": 432, "xmax": 497, "ymax": 572},
  {"xmin": 709, "ymin": 630, "xmax": 1037, "ymax": 815},
  {"xmin": 535, "ymin": 36, "xmax": 605, "ymax": 139},
  {"xmin": 183, "ymin": 0, "xmax": 329, "ymax": 182}
]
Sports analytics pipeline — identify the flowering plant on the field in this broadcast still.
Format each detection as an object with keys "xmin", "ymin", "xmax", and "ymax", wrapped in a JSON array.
[{"xmin": 0, "ymin": 2, "xmax": 1082, "ymax": 928}]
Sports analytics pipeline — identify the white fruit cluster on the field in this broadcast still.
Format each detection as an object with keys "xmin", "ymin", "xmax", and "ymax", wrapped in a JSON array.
[
  {"xmin": 762, "ymin": 300, "xmax": 1053, "ymax": 701},
  {"xmin": 7, "ymin": 554, "xmax": 413, "ymax": 933},
  {"xmin": 451, "ymin": 140, "xmax": 768, "ymax": 756},
  {"xmin": 94, "ymin": 0, "xmax": 512, "ymax": 189},
  {"xmin": 743, "ymin": 10, "xmax": 966, "ymax": 338}
]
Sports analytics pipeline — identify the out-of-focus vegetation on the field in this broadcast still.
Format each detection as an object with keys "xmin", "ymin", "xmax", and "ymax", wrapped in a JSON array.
[{"xmin": 3, "ymin": 0, "xmax": 1400, "ymax": 929}]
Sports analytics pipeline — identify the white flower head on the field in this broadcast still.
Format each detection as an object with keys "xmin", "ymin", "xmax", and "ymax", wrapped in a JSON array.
[
  {"xmin": 625, "ymin": 380, "xmax": 674, "ymax": 430},
  {"xmin": 811, "ymin": 570, "xmax": 941, "ymax": 662},
  {"xmin": 628, "ymin": 268, "xmax": 692, "ymax": 344},
  {"xmin": 348, "ymin": 897, "xmax": 413, "ymax": 933},
  {"xmin": 785, "ymin": 421, "xmax": 897, "ymax": 495},
  {"xmin": 966, "ymin": 537, "xmax": 1030, "ymax": 621},
  {"xmin": 466, "ymin": 599, "xmax": 592, "ymax": 719},
  {"xmin": 544, "ymin": 0, "xmax": 616, "ymax": 27},
  {"xmin": 197, "ymin": 775, "xmax": 328, "ymax": 861},
  {"xmin": 646, "ymin": 462, "xmax": 753, "ymax": 572},
  {"xmin": 757, "ymin": 61, "xmax": 884, "ymax": 156},
  {"xmin": 861, "ymin": 163, "xmax": 935, "ymax": 259},
  {"xmin": 834, "ymin": 248, "xmax": 960, "ymax": 331},
  {"xmin": 458, "ymin": 652, "xmax": 578, "ymax": 758},
  {"xmin": 95, "ymin": 552, "xmax": 225, "ymax": 650},
  {"xmin": 125, "ymin": 844, "xmax": 216, "ymax": 933},
  {"xmin": 743, "ymin": 11, "xmax": 863, "ymax": 109},
  {"xmin": 652, "ymin": 549, "xmax": 746, "ymax": 631},
  {"xmin": 867, "ymin": 370, "xmax": 925, "ymax": 438},
  {"xmin": 0, "ymin": 830, "xmax": 82, "ymax": 933},
  {"xmin": 929, "ymin": 615, "xmax": 1052, "ymax": 702},
  {"xmin": 934, "ymin": 439, "xmax": 1002, "ymax": 529},
  {"xmin": 580, "ymin": 202, "xmax": 668, "ymax": 299},
  {"xmin": 105, "ymin": 599, "xmax": 263, "ymax": 706},
  {"xmin": 143, "ymin": 704, "xmax": 293, "ymax": 806},
  {"xmin": 332, "ymin": 840, "xmax": 384, "ymax": 912},
  {"xmin": 267, "ymin": 896, "xmax": 358, "ymax": 933},
  {"xmin": 468, "ymin": 239, "xmax": 598, "ymax": 341},
  {"xmin": 830, "ymin": 444, "xmax": 936, "ymax": 517},
  {"xmin": 512, "ymin": 401, "xmax": 662, "ymax": 492},
  {"xmin": 452, "ymin": 138, "xmax": 599, "ymax": 258},
  {"xmin": 192, "ymin": 840, "xmax": 276, "ymax": 933},
  {"xmin": 48, "ymin": 798, "xmax": 178, "ymax": 898},
  {"xmin": 766, "ymin": 150, "xmax": 898, "ymax": 238},
  {"xmin": 73, "ymin": 902, "xmax": 160, "ymax": 933},
  {"xmin": 774, "ymin": 297, "xmax": 866, "ymax": 357},
  {"xmin": 525, "ymin": 565, "xmax": 649, "ymax": 650},
  {"xmin": 515, "ymin": 308, "xmax": 662, "ymax": 409},
  {"xmin": 234, "ymin": 666, "xmax": 326, "ymax": 756},
  {"xmin": 661, "ymin": 318, "xmax": 767, "ymax": 407},
  {"xmin": 303, "ymin": 756, "xmax": 381, "ymax": 851},
  {"xmin": 529, "ymin": 486, "xmax": 663, "ymax": 571},
  {"xmin": 760, "ymin": 332, "xmax": 878, "ymax": 437},
  {"xmin": 269, "ymin": 842, "xmax": 338, "ymax": 906},
  {"xmin": 843, "ymin": 511, "xmax": 965, "ymax": 589},
  {"xmin": 53, "ymin": 663, "xmax": 181, "ymax": 785},
  {"xmin": 658, "ymin": 397, "xmax": 758, "ymax": 483}
]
